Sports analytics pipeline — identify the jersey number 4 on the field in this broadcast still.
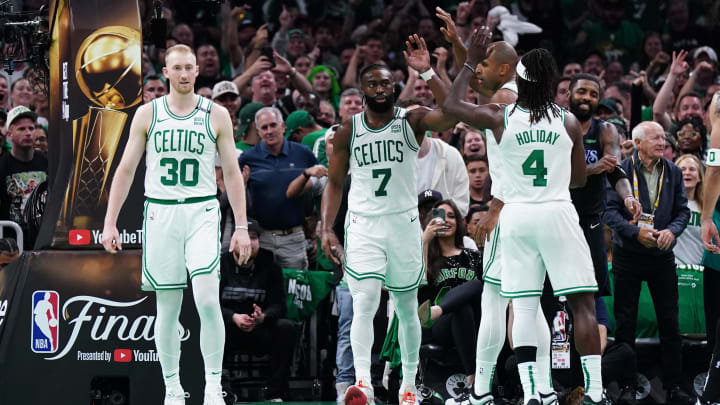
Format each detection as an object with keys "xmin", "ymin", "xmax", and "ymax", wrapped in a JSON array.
[
  {"xmin": 522, "ymin": 149, "xmax": 548, "ymax": 187},
  {"xmin": 372, "ymin": 168, "xmax": 392, "ymax": 197},
  {"xmin": 160, "ymin": 157, "xmax": 200, "ymax": 186}
]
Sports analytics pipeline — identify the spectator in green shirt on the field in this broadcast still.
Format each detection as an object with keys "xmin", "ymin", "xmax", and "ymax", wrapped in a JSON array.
[
  {"xmin": 235, "ymin": 102, "xmax": 263, "ymax": 151},
  {"xmin": 575, "ymin": 0, "xmax": 644, "ymax": 70}
]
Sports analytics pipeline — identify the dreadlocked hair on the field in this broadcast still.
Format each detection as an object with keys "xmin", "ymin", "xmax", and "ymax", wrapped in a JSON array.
[{"xmin": 511, "ymin": 48, "xmax": 562, "ymax": 125}]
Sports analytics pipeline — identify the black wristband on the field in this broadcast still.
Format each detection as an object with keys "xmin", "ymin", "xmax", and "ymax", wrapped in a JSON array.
[{"xmin": 302, "ymin": 171, "xmax": 310, "ymax": 179}]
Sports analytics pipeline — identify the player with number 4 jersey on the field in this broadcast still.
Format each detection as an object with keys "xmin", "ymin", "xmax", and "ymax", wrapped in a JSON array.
[{"xmin": 444, "ymin": 29, "xmax": 611, "ymax": 405}]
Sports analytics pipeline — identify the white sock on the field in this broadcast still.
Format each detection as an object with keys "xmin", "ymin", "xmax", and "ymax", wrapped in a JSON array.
[
  {"xmin": 474, "ymin": 284, "xmax": 509, "ymax": 397},
  {"xmin": 155, "ymin": 290, "xmax": 184, "ymax": 394},
  {"xmin": 581, "ymin": 355, "xmax": 603, "ymax": 402},
  {"xmin": 191, "ymin": 272, "xmax": 225, "ymax": 393},
  {"xmin": 347, "ymin": 277, "xmax": 383, "ymax": 380},
  {"xmin": 518, "ymin": 361, "xmax": 538, "ymax": 403},
  {"xmin": 535, "ymin": 306, "xmax": 552, "ymax": 395},
  {"xmin": 391, "ymin": 289, "xmax": 421, "ymax": 387}
]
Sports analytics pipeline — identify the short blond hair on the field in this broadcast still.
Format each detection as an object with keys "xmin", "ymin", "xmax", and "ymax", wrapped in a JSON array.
[{"xmin": 164, "ymin": 44, "xmax": 195, "ymax": 65}]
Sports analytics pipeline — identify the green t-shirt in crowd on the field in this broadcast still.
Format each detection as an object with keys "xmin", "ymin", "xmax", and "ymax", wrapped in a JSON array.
[
  {"xmin": 236, "ymin": 141, "xmax": 254, "ymax": 151},
  {"xmin": 603, "ymin": 263, "xmax": 705, "ymax": 337},
  {"xmin": 283, "ymin": 268, "xmax": 334, "ymax": 321},
  {"xmin": 581, "ymin": 20, "xmax": 644, "ymax": 69},
  {"xmin": 301, "ymin": 129, "xmax": 329, "ymax": 167}
]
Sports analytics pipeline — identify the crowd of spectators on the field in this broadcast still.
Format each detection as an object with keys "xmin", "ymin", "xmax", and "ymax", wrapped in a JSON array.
[{"xmin": 3, "ymin": 0, "xmax": 720, "ymax": 403}]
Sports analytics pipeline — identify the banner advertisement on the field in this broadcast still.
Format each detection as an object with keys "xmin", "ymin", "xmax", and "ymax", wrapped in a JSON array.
[
  {"xmin": 0, "ymin": 252, "xmax": 205, "ymax": 404},
  {"xmin": 40, "ymin": 0, "xmax": 146, "ymax": 250}
]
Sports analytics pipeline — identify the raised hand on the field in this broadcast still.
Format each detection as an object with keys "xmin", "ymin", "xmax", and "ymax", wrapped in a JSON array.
[
  {"xmin": 702, "ymin": 218, "xmax": 720, "ymax": 254},
  {"xmin": 710, "ymin": 91, "xmax": 720, "ymax": 128},
  {"xmin": 433, "ymin": 46, "xmax": 449, "ymax": 71},
  {"xmin": 403, "ymin": 34, "xmax": 432, "ymax": 73},
  {"xmin": 467, "ymin": 27, "xmax": 493, "ymax": 65},
  {"xmin": 456, "ymin": 1, "xmax": 473, "ymax": 26},
  {"xmin": 670, "ymin": 50, "xmax": 689, "ymax": 76},
  {"xmin": 436, "ymin": 7, "xmax": 460, "ymax": 44},
  {"xmin": 273, "ymin": 51, "xmax": 292, "ymax": 73}
]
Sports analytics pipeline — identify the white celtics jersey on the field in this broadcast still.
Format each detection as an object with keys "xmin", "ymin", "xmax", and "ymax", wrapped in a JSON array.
[
  {"xmin": 485, "ymin": 81, "xmax": 517, "ymax": 200},
  {"xmin": 347, "ymin": 107, "xmax": 420, "ymax": 215},
  {"xmin": 500, "ymin": 80, "xmax": 518, "ymax": 94},
  {"xmin": 145, "ymin": 96, "xmax": 217, "ymax": 200},
  {"xmin": 498, "ymin": 103, "xmax": 572, "ymax": 203}
]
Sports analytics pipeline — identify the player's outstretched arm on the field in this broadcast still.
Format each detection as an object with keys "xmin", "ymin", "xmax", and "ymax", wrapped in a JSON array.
[
  {"xmin": 102, "ymin": 103, "xmax": 152, "ymax": 253},
  {"xmin": 442, "ymin": 28, "xmax": 503, "ymax": 133},
  {"xmin": 214, "ymin": 104, "xmax": 252, "ymax": 264},
  {"xmin": 321, "ymin": 120, "xmax": 351, "ymax": 265},
  {"xmin": 702, "ymin": 92, "xmax": 720, "ymax": 253},
  {"xmin": 565, "ymin": 111, "xmax": 587, "ymax": 189}
]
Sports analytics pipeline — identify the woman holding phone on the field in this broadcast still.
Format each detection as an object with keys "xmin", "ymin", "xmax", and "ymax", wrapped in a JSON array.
[{"xmin": 419, "ymin": 199, "xmax": 484, "ymax": 390}]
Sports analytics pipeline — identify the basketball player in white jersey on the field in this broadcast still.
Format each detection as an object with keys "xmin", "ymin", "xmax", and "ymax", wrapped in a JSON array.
[
  {"xmin": 443, "ymin": 29, "xmax": 609, "ymax": 405},
  {"xmin": 102, "ymin": 44, "xmax": 251, "ymax": 405},
  {"xmin": 321, "ymin": 35, "xmax": 456, "ymax": 405},
  {"xmin": 446, "ymin": 40, "xmax": 558, "ymax": 405}
]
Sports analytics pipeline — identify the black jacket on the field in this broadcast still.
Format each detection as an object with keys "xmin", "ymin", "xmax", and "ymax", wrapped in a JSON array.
[
  {"xmin": 602, "ymin": 151, "xmax": 690, "ymax": 256},
  {"xmin": 219, "ymin": 249, "xmax": 286, "ymax": 325}
]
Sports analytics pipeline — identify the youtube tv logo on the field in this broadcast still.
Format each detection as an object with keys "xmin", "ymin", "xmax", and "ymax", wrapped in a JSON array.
[
  {"xmin": 113, "ymin": 349, "xmax": 132, "ymax": 362},
  {"xmin": 69, "ymin": 229, "xmax": 90, "ymax": 245}
]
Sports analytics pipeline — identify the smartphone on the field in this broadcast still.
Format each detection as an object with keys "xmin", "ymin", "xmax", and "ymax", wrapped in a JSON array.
[
  {"xmin": 260, "ymin": 46, "xmax": 276, "ymax": 68},
  {"xmin": 431, "ymin": 208, "xmax": 446, "ymax": 222}
]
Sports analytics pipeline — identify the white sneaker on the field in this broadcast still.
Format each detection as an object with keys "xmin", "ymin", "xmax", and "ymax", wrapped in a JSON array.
[
  {"xmin": 399, "ymin": 384, "xmax": 418, "ymax": 405},
  {"xmin": 203, "ymin": 390, "xmax": 227, "ymax": 405},
  {"xmin": 540, "ymin": 391, "xmax": 558, "ymax": 405},
  {"xmin": 344, "ymin": 379, "xmax": 375, "ymax": 405},
  {"xmin": 445, "ymin": 390, "xmax": 493, "ymax": 405},
  {"xmin": 164, "ymin": 391, "xmax": 189, "ymax": 405},
  {"xmin": 337, "ymin": 382, "xmax": 353, "ymax": 403}
]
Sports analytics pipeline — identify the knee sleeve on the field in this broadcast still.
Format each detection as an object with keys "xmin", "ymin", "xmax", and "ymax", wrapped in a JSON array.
[
  {"xmin": 477, "ymin": 284, "xmax": 509, "ymax": 360},
  {"xmin": 511, "ymin": 296, "xmax": 541, "ymax": 349},
  {"xmin": 391, "ymin": 289, "xmax": 421, "ymax": 387},
  {"xmin": 347, "ymin": 277, "xmax": 383, "ymax": 379}
]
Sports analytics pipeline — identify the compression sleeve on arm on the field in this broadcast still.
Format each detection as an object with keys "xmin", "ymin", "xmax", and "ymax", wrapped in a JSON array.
[{"xmin": 607, "ymin": 164, "xmax": 629, "ymax": 188}]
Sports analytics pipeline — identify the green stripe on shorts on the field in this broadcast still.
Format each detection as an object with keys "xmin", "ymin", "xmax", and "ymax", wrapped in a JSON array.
[
  {"xmin": 499, "ymin": 288, "xmax": 543, "ymax": 298},
  {"xmin": 553, "ymin": 285, "xmax": 598, "ymax": 296},
  {"xmin": 483, "ymin": 225, "xmax": 500, "ymax": 275},
  {"xmin": 482, "ymin": 275, "xmax": 501, "ymax": 286},
  {"xmin": 146, "ymin": 195, "xmax": 215, "ymax": 205}
]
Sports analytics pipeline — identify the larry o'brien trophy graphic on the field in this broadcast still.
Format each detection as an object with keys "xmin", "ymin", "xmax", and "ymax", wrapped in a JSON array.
[{"xmin": 57, "ymin": 26, "xmax": 142, "ymax": 238}]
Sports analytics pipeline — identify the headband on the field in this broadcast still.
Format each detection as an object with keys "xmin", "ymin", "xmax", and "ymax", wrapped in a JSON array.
[{"xmin": 515, "ymin": 59, "xmax": 536, "ymax": 82}]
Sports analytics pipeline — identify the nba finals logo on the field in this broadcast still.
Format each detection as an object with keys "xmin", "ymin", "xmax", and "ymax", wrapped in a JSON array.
[{"xmin": 31, "ymin": 291, "xmax": 60, "ymax": 353}]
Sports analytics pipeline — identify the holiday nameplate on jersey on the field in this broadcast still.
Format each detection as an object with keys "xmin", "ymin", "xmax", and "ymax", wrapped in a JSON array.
[{"xmin": 638, "ymin": 213, "xmax": 655, "ymax": 230}]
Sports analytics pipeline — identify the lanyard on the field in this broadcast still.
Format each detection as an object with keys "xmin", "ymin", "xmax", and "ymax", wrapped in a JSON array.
[{"xmin": 632, "ymin": 155, "xmax": 664, "ymax": 215}]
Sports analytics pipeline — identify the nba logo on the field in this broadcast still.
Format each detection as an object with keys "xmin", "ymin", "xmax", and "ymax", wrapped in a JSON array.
[
  {"xmin": 553, "ymin": 310, "xmax": 567, "ymax": 342},
  {"xmin": 31, "ymin": 291, "xmax": 59, "ymax": 353}
]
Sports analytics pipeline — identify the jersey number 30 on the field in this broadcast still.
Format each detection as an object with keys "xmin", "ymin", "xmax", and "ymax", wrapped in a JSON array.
[
  {"xmin": 522, "ymin": 149, "xmax": 548, "ymax": 187},
  {"xmin": 160, "ymin": 157, "xmax": 199, "ymax": 186}
]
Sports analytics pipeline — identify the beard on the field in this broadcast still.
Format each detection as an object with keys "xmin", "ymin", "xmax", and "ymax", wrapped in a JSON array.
[
  {"xmin": 365, "ymin": 94, "xmax": 395, "ymax": 113},
  {"xmin": 569, "ymin": 99, "xmax": 595, "ymax": 122}
]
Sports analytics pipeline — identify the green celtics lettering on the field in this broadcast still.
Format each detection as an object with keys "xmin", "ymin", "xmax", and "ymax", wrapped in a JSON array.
[
  {"xmin": 353, "ymin": 139, "xmax": 405, "ymax": 167},
  {"xmin": 153, "ymin": 128, "xmax": 206, "ymax": 154}
]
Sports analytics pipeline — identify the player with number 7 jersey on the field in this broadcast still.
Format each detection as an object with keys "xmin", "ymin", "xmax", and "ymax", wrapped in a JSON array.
[{"xmin": 321, "ymin": 45, "xmax": 458, "ymax": 405}]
